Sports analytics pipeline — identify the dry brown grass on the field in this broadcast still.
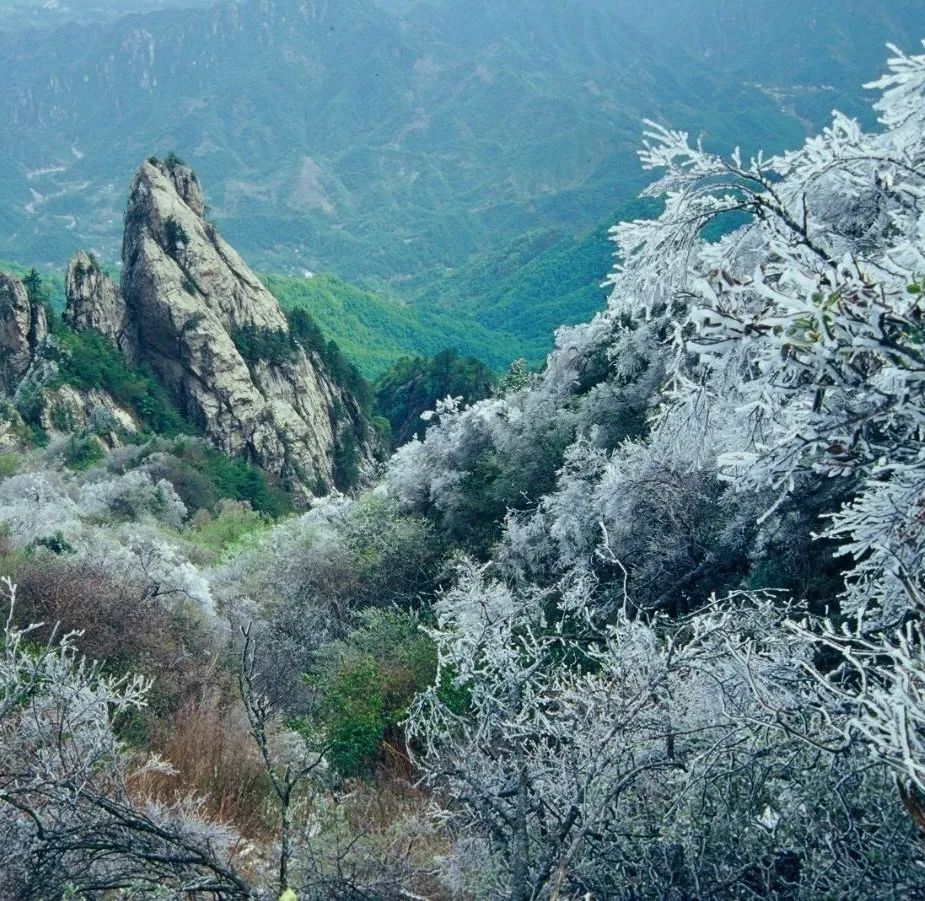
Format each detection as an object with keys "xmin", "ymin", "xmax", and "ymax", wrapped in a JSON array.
[{"xmin": 132, "ymin": 693, "xmax": 274, "ymax": 838}]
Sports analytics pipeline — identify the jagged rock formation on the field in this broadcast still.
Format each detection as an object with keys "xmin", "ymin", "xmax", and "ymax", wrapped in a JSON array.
[
  {"xmin": 116, "ymin": 157, "xmax": 375, "ymax": 500},
  {"xmin": 38, "ymin": 383, "xmax": 140, "ymax": 443},
  {"xmin": 64, "ymin": 252, "xmax": 131, "ymax": 352},
  {"xmin": 0, "ymin": 272, "xmax": 47, "ymax": 394}
]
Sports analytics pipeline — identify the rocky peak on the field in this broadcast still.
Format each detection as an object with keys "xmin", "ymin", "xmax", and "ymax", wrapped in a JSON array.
[
  {"xmin": 120, "ymin": 158, "xmax": 375, "ymax": 501},
  {"xmin": 161, "ymin": 157, "xmax": 205, "ymax": 218},
  {"xmin": 0, "ymin": 272, "xmax": 48, "ymax": 394},
  {"xmin": 124, "ymin": 159, "xmax": 286, "ymax": 332},
  {"xmin": 64, "ymin": 251, "xmax": 130, "ymax": 351}
]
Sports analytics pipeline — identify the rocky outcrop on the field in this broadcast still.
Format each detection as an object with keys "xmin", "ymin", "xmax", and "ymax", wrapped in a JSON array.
[
  {"xmin": 119, "ymin": 158, "xmax": 375, "ymax": 501},
  {"xmin": 64, "ymin": 252, "xmax": 131, "ymax": 352},
  {"xmin": 38, "ymin": 384, "xmax": 140, "ymax": 443},
  {"xmin": 0, "ymin": 272, "xmax": 48, "ymax": 394}
]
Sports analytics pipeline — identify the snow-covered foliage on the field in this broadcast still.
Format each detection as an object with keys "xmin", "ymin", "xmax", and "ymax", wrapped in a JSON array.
[
  {"xmin": 386, "ymin": 311, "xmax": 664, "ymax": 559},
  {"xmin": 0, "ymin": 580, "xmax": 245, "ymax": 896},
  {"xmin": 213, "ymin": 493, "xmax": 441, "ymax": 707},
  {"xmin": 0, "ymin": 461, "xmax": 216, "ymax": 614},
  {"xmin": 620, "ymin": 43, "xmax": 925, "ymax": 627},
  {"xmin": 392, "ymin": 41, "xmax": 925, "ymax": 896},
  {"xmin": 407, "ymin": 565, "xmax": 921, "ymax": 897},
  {"xmin": 78, "ymin": 468, "xmax": 187, "ymax": 529}
]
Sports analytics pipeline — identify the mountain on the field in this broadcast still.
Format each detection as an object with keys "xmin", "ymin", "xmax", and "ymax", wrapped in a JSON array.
[
  {"xmin": 0, "ymin": 0, "xmax": 808, "ymax": 278},
  {"xmin": 611, "ymin": 0, "xmax": 925, "ymax": 125},
  {"xmin": 1, "ymin": 156, "xmax": 379, "ymax": 500},
  {"xmin": 0, "ymin": 0, "xmax": 920, "ymax": 371},
  {"xmin": 0, "ymin": 0, "xmax": 215, "ymax": 29}
]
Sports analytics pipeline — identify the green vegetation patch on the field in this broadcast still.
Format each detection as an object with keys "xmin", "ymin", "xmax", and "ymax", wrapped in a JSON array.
[
  {"xmin": 264, "ymin": 272, "xmax": 521, "ymax": 377},
  {"xmin": 47, "ymin": 324, "xmax": 189, "ymax": 438},
  {"xmin": 308, "ymin": 610, "xmax": 437, "ymax": 778},
  {"xmin": 160, "ymin": 438, "xmax": 294, "ymax": 519},
  {"xmin": 375, "ymin": 349, "xmax": 495, "ymax": 446}
]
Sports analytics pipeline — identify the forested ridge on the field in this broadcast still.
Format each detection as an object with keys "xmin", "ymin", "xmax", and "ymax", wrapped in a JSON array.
[
  {"xmin": 0, "ymin": 38, "xmax": 925, "ymax": 901},
  {"xmin": 1, "ymin": 0, "xmax": 919, "ymax": 376}
]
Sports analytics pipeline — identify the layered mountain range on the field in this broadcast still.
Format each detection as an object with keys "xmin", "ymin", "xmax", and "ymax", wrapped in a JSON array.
[
  {"xmin": 0, "ymin": 157, "xmax": 376, "ymax": 501},
  {"xmin": 1, "ymin": 0, "xmax": 922, "ymax": 375},
  {"xmin": 4, "ymin": 0, "xmax": 918, "ymax": 279}
]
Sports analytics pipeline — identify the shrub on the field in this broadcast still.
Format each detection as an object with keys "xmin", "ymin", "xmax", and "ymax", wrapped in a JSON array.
[
  {"xmin": 0, "ymin": 452, "xmax": 20, "ymax": 479},
  {"xmin": 63, "ymin": 434, "xmax": 105, "ymax": 470},
  {"xmin": 13, "ymin": 379, "xmax": 47, "ymax": 434},
  {"xmin": 130, "ymin": 438, "xmax": 293, "ymax": 518},
  {"xmin": 79, "ymin": 469, "xmax": 188, "ymax": 529},
  {"xmin": 230, "ymin": 324, "xmax": 294, "ymax": 367},
  {"xmin": 163, "ymin": 216, "xmax": 190, "ymax": 256},
  {"xmin": 29, "ymin": 531, "xmax": 74, "ymax": 555},
  {"xmin": 186, "ymin": 500, "xmax": 269, "ymax": 557},
  {"xmin": 375, "ymin": 349, "xmax": 495, "ymax": 446},
  {"xmin": 48, "ymin": 326, "xmax": 189, "ymax": 437},
  {"xmin": 9, "ymin": 556, "xmax": 222, "ymax": 723},
  {"xmin": 309, "ymin": 610, "xmax": 437, "ymax": 777},
  {"xmin": 174, "ymin": 440, "xmax": 293, "ymax": 518},
  {"xmin": 139, "ymin": 451, "xmax": 221, "ymax": 513}
]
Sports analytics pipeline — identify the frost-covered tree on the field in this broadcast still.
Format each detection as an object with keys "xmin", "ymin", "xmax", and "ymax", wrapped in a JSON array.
[
  {"xmin": 597, "ymin": 42, "xmax": 925, "ymax": 807},
  {"xmin": 407, "ymin": 564, "xmax": 920, "ymax": 898},
  {"xmin": 0, "ymin": 579, "xmax": 248, "ymax": 897},
  {"xmin": 395, "ymin": 40, "xmax": 925, "ymax": 896},
  {"xmin": 615, "ymin": 42, "xmax": 925, "ymax": 625}
]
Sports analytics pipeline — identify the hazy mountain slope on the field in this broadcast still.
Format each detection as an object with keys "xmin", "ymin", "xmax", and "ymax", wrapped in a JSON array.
[
  {"xmin": 611, "ymin": 0, "xmax": 925, "ymax": 124},
  {"xmin": 0, "ymin": 0, "xmax": 803, "ymax": 277},
  {"xmin": 1, "ymin": 0, "xmax": 920, "ymax": 373},
  {"xmin": 407, "ymin": 196, "xmax": 663, "ymax": 364},
  {"xmin": 0, "ymin": 0, "xmax": 214, "ymax": 29}
]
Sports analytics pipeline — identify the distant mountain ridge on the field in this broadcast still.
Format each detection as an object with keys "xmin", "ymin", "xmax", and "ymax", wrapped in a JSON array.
[
  {"xmin": 0, "ymin": 0, "xmax": 215, "ymax": 29},
  {"xmin": 0, "ymin": 0, "xmax": 920, "ymax": 372},
  {"xmin": 0, "ymin": 0, "xmax": 812, "ymax": 277},
  {"xmin": 611, "ymin": 0, "xmax": 925, "ymax": 124}
]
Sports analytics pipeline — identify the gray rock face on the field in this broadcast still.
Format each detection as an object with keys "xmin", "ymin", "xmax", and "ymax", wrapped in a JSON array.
[
  {"xmin": 120, "ymin": 159, "xmax": 374, "ymax": 500},
  {"xmin": 64, "ymin": 252, "xmax": 131, "ymax": 351},
  {"xmin": 0, "ymin": 272, "xmax": 48, "ymax": 393}
]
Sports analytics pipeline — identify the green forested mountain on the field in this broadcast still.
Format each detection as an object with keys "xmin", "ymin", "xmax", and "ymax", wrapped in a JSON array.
[
  {"xmin": 0, "ymin": 0, "xmax": 921, "ymax": 372},
  {"xmin": 0, "ymin": 0, "xmax": 835, "ymax": 276},
  {"xmin": 263, "ymin": 272, "xmax": 523, "ymax": 375}
]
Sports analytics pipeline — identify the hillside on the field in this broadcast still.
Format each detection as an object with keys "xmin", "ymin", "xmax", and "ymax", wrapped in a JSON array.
[
  {"xmin": 2, "ymin": 42, "xmax": 925, "ymax": 898},
  {"xmin": 612, "ymin": 0, "xmax": 925, "ymax": 124},
  {"xmin": 1, "ymin": 0, "xmax": 919, "ymax": 375},
  {"xmin": 0, "ymin": 0, "xmax": 810, "ymax": 277},
  {"xmin": 264, "ymin": 272, "xmax": 522, "ymax": 376}
]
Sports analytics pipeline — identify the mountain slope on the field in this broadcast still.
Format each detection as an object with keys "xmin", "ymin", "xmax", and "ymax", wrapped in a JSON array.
[
  {"xmin": 0, "ymin": 0, "xmax": 214, "ymax": 29},
  {"xmin": 612, "ymin": 0, "xmax": 924, "ymax": 118},
  {"xmin": 0, "ymin": 0, "xmax": 920, "ymax": 370},
  {"xmin": 0, "ymin": 0, "xmax": 808, "ymax": 276}
]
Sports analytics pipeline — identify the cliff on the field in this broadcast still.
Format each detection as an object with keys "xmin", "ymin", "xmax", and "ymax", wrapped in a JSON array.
[
  {"xmin": 114, "ymin": 157, "xmax": 375, "ymax": 500},
  {"xmin": 0, "ymin": 272, "xmax": 47, "ymax": 394}
]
